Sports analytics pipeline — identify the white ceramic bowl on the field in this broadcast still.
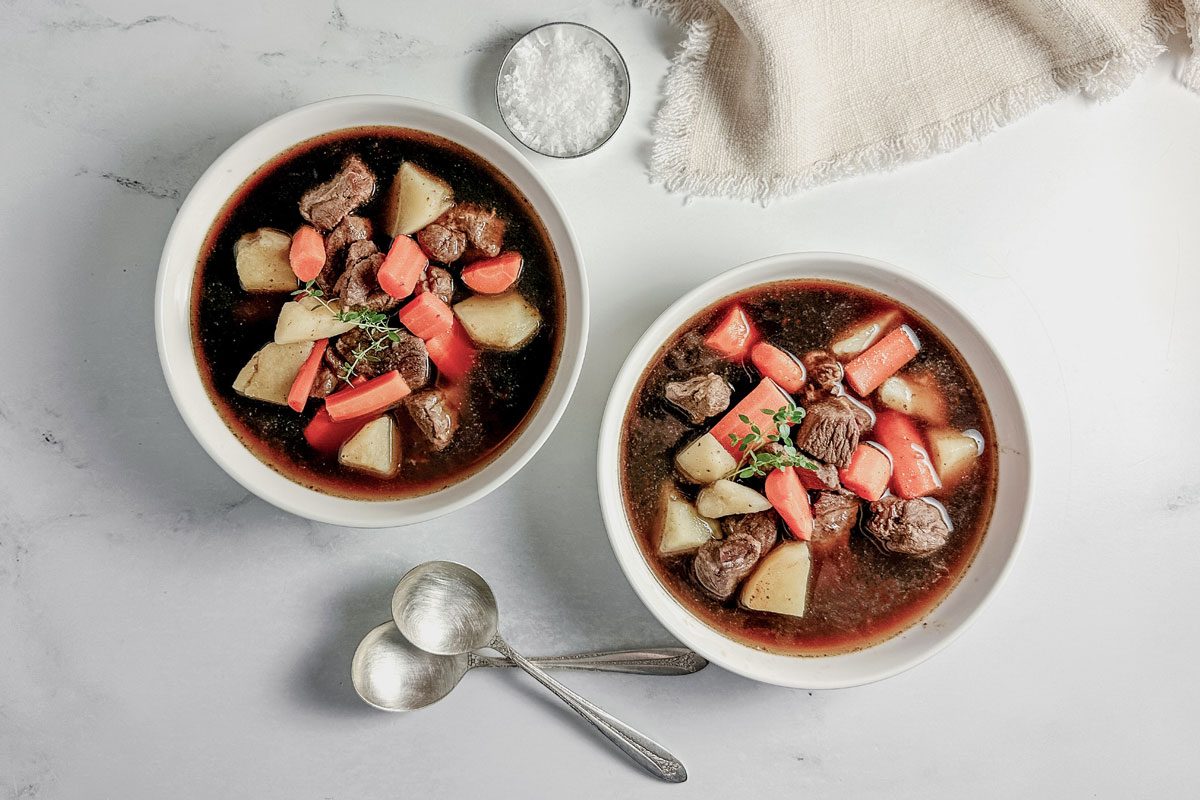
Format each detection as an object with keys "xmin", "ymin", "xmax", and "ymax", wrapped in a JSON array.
[
  {"xmin": 156, "ymin": 96, "xmax": 588, "ymax": 527},
  {"xmin": 597, "ymin": 252, "xmax": 1031, "ymax": 688}
]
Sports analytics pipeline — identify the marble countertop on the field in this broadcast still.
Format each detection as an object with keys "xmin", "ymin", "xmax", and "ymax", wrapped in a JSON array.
[{"xmin": 2, "ymin": 1, "xmax": 1198, "ymax": 797}]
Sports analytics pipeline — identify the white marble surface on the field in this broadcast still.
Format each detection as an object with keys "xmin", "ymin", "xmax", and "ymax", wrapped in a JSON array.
[{"xmin": 2, "ymin": 1, "xmax": 1199, "ymax": 797}]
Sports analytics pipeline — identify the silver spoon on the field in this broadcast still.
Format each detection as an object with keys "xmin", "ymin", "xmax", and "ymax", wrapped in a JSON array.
[
  {"xmin": 351, "ymin": 621, "xmax": 707, "ymax": 712},
  {"xmin": 391, "ymin": 561, "xmax": 688, "ymax": 783}
]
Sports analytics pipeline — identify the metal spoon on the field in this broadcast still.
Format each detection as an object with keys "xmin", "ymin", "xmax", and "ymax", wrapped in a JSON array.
[
  {"xmin": 391, "ymin": 561, "xmax": 688, "ymax": 783},
  {"xmin": 351, "ymin": 621, "xmax": 707, "ymax": 712}
]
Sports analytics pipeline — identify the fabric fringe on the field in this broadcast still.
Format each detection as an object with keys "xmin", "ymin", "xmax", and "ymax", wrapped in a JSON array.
[{"xmin": 641, "ymin": 0, "xmax": 1196, "ymax": 202}]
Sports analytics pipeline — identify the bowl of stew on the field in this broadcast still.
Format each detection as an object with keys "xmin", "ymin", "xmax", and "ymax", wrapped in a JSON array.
[
  {"xmin": 156, "ymin": 96, "xmax": 588, "ymax": 527},
  {"xmin": 597, "ymin": 252, "xmax": 1030, "ymax": 687}
]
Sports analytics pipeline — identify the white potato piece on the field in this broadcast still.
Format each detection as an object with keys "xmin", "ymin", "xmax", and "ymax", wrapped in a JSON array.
[
  {"xmin": 384, "ymin": 162, "xmax": 455, "ymax": 237},
  {"xmin": 830, "ymin": 309, "xmax": 901, "ymax": 359},
  {"xmin": 234, "ymin": 228, "xmax": 296, "ymax": 293},
  {"xmin": 453, "ymin": 292, "xmax": 542, "ymax": 351},
  {"xmin": 675, "ymin": 433, "xmax": 738, "ymax": 484},
  {"xmin": 739, "ymin": 541, "xmax": 812, "ymax": 618},
  {"xmin": 696, "ymin": 479, "xmax": 771, "ymax": 518},
  {"xmin": 232, "ymin": 341, "xmax": 314, "ymax": 406},
  {"xmin": 338, "ymin": 416, "xmax": 402, "ymax": 478},
  {"xmin": 274, "ymin": 295, "xmax": 357, "ymax": 344},
  {"xmin": 876, "ymin": 372, "xmax": 948, "ymax": 425},
  {"xmin": 658, "ymin": 487, "xmax": 718, "ymax": 555},
  {"xmin": 928, "ymin": 428, "xmax": 984, "ymax": 486}
]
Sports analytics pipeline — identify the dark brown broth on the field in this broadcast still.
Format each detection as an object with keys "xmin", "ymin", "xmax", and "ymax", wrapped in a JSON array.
[
  {"xmin": 619, "ymin": 280, "xmax": 997, "ymax": 656},
  {"xmin": 192, "ymin": 127, "xmax": 563, "ymax": 500}
]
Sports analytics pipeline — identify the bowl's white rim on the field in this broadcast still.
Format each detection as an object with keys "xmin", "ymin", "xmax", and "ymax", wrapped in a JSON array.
[
  {"xmin": 155, "ymin": 95, "xmax": 589, "ymax": 528},
  {"xmin": 596, "ymin": 252, "xmax": 1033, "ymax": 688}
]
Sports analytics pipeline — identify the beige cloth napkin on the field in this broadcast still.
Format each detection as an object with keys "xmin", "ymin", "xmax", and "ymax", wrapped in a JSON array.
[{"xmin": 643, "ymin": 0, "xmax": 1200, "ymax": 200}]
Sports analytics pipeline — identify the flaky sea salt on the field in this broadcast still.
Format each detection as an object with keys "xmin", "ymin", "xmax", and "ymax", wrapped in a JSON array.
[{"xmin": 497, "ymin": 24, "xmax": 628, "ymax": 157}]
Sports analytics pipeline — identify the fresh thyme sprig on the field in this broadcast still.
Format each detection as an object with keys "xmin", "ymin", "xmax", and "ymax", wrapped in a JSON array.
[
  {"xmin": 293, "ymin": 280, "xmax": 403, "ymax": 385},
  {"xmin": 728, "ymin": 403, "xmax": 820, "ymax": 479}
]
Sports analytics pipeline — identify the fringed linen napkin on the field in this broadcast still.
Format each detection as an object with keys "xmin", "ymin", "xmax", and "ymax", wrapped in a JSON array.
[{"xmin": 644, "ymin": 0, "xmax": 1200, "ymax": 201}]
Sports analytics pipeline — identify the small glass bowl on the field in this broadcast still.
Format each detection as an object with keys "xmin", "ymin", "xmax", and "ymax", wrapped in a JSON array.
[{"xmin": 496, "ymin": 22, "xmax": 631, "ymax": 159}]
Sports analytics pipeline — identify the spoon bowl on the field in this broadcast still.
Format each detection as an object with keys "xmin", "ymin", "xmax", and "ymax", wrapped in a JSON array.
[
  {"xmin": 391, "ymin": 561, "xmax": 499, "ymax": 655},
  {"xmin": 351, "ymin": 622, "xmax": 470, "ymax": 711}
]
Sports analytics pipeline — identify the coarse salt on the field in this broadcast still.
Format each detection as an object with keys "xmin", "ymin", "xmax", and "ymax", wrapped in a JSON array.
[{"xmin": 498, "ymin": 25, "xmax": 628, "ymax": 157}]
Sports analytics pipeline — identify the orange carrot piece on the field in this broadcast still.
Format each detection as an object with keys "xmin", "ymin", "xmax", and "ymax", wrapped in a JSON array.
[
  {"xmin": 844, "ymin": 325, "xmax": 920, "ymax": 396},
  {"xmin": 873, "ymin": 410, "xmax": 941, "ymax": 498},
  {"xmin": 709, "ymin": 378, "xmax": 791, "ymax": 457},
  {"xmin": 377, "ymin": 236, "xmax": 429, "ymax": 300},
  {"xmin": 287, "ymin": 338, "xmax": 328, "ymax": 412},
  {"xmin": 765, "ymin": 467, "xmax": 814, "ymax": 541},
  {"xmin": 750, "ymin": 342, "xmax": 806, "ymax": 393},
  {"xmin": 426, "ymin": 319, "xmax": 477, "ymax": 382},
  {"xmin": 304, "ymin": 407, "xmax": 371, "ymax": 455},
  {"xmin": 397, "ymin": 292, "xmax": 454, "ymax": 341},
  {"xmin": 704, "ymin": 305, "xmax": 757, "ymax": 361},
  {"xmin": 324, "ymin": 370, "xmax": 411, "ymax": 422},
  {"xmin": 461, "ymin": 252, "xmax": 523, "ymax": 294},
  {"xmin": 838, "ymin": 443, "xmax": 893, "ymax": 501},
  {"xmin": 289, "ymin": 226, "xmax": 326, "ymax": 282}
]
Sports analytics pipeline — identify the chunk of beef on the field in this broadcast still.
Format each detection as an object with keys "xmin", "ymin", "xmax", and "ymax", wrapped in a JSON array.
[
  {"xmin": 325, "ymin": 214, "xmax": 372, "ymax": 261},
  {"xmin": 801, "ymin": 349, "xmax": 843, "ymax": 390},
  {"xmin": 440, "ymin": 203, "xmax": 505, "ymax": 257},
  {"xmin": 310, "ymin": 364, "xmax": 341, "ymax": 398},
  {"xmin": 417, "ymin": 223, "xmax": 466, "ymax": 263},
  {"xmin": 692, "ymin": 511, "xmax": 778, "ymax": 600},
  {"xmin": 863, "ymin": 497, "xmax": 950, "ymax": 557},
  {"xmin": 334, "ymin": 327, "xmax": 431, "ymax": 389},
  {"xmin": 334, "ymin": 240, "xmax": 400, "ymax": 313},
  {"xmin": 405, "ymin": 390, "xmax": 458, "ymax": 450},
  {"xmin": 664, "ymin": 373, "xmax": 731, "ymax": 424},
  {"xmin": 417, "ymin": 265, "xmax": 454, "ymax": 305},
  {"xmin": 299, "ymin": 154, "xmax": 376, "ymax": 232},
  {"xmin": 665, "ymin": 331, "xmax": 721, "ymax": 375},
  {"xmin": 805, "ymin": 461, "xmax": 842, "ymax": 491},
  {"xmin": 795, "ymin": 397, "xmax": 866, "ymax": 468},
  {"xmin": 811, "ymin": 492, "xmax": 860, "ymax": 547}
]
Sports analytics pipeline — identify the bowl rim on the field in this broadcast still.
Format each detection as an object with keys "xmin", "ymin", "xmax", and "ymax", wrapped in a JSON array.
[
  {"xmin": 596, "ymin": 251, "xmax": 1033, "ymax": 688},
  {"xmin": 155, "ymin": 94, "xmax": 589, "ymax": 528}
]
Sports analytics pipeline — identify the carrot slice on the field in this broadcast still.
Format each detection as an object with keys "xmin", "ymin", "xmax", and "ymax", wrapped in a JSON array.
[
  {"xmin": 844, "ymin": 325, "xmax": 920, "ymax": 396},
  {"xmin": 286, "ymin": 338, "xmax": 329, "ymax": 412},
  {"xmin": 426, "ymin": 319, "xmax": 478, "ymax": 382},
  {"xmin": 750, "ymin": 342, "xmax": 806, "ymax": 393},
  {"xmin": 397, "ymin": 292, "xmax": 454, "ymax": 341},
  {"xmin": 838, "ymin": 443, "xmax": 893, "ymax": 501},
  {"xmin": 461, "ymin": 252, "xmax": 523, "ymax": 294},
  {"xmin": 873, "ymin": 410, "xmax": 941, "ymax": 498},
  {"xmin": 708, "ymin": 378, "xmax": 791, "ymax": 457},
  {"xmin": 289, "ymin": 226, "xmax": 326, "ymax": 282},
  {"xmin": 304, "ymin": 407, "xmax": 372, "ymax": 455},
  {"xmin": 704, "ymin": 305, "xmax": 757, "ymax": 361},
  {"xmin": 324, "ymin": 370, "xmax": 411, "ymax": 422},
  {"xmin": 765, "ymin": 467, "xmax": 814, "ymax": 541},
  {"xmin": 377, "ymin": 236, "xmax": 429, "ymax": 300}
]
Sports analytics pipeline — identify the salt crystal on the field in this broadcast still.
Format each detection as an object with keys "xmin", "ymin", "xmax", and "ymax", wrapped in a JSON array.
[{"xmin": 498, "ymin": 24, "xmax": 628, "ymax": 157}]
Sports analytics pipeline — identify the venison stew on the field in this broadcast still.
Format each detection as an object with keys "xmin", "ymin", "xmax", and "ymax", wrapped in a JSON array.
[
  {"xmin": 619, "ymin": 280, "xmax": 997, "ymax": 656},
  {"xmin": 193, "ymin": 127, "xmax": 564, "ymax": 500}
]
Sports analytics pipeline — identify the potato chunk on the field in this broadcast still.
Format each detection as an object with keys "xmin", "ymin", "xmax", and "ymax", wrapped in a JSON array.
[
  {"xmin": 739, "ymin": 541, "xmax": 812, "ymax": 618},
  {"xmin": 675, "ymin": 433, "xmax": 738, "ymax": 484},
  {"xmin": 274, "ymin": 295, "xmax": 357, "ymax": 344},
  {"xmin": 234, "ymin": 228, "xmax": 296, "ymax": 293},
  {"xmin": 453, "ymin": 292, "xmax": 541, "ymax": 351},
  {"xmin": 696, "ymin": 479, "xmax": 771, "ymax": 518},
  {"xmin": 383, "ymin": 162, "xmax": 455, "ymax": 237},
  {"xmin": 830, "ymin": 310, "xmax": 901, "ymax": 359},
  {"xmin": 338, "ymin": 416, "xmax": 402, "ymax": 478},
  {"xmin": 876, "ymin": 372, "xmax": 948, "ymax": 425},
  {"xmin": 232, "ymin": 341, "xmax": 314, "ymax": 405},
  {"xmin": 928, "ymin": 428, "xmax": 984, "ymax": 486},
  {"xmin": 658, "ymin": 487, "xmax": 718, "ymax": 555}
]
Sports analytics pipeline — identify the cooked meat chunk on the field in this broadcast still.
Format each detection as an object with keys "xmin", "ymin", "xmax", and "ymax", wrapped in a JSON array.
[
  {"xmin": 693, "ymin": 511, "xmax": 778, "ymax": 600},
  {"xmin": 334, "ymin": 327, "xmax": 431, "ymax": 389},
  {"xmin": 664, "ymin": 373, "xmax": 731, "ymax": 424},
  {"xmin": 299, "ymin": 154, "xmax": 376, "ymax": 232},
  {"xmin": 801, "ymin": 349, "xmax": 843, "ymax": 390},
  {"xmin": 417, "ymin": 222, "xmax": 466, "ymax": 263},
  {"xmin": 440, "ymin": 203, "xmax": 505, "ymax": 257},
  {"xmin": 665, "ymin": 331, "xmax": 721, "ymax": 376},
  {"xmin": 310, "ymin": 364, "xmax": 341, "ymax": 398},
  {"xmin": 405, "ymin": 390, "xmax": 458, "ymax": 450},
  {"xmin": 805, "ymin": 461, "xmax": 842, "ymax": 491},
  {"xmin": 325, "ymin": 214, "xmax": 372, "ymax": 260},
  {"xmin": 417, "ymin": 265, "xmax": 455, "ymax": 305},
  {"xmin": 334, "ymin": 240, "xmax": 399, "ymax": 313},
  {"xmin": 863, "ymin": 497, "xmax": 950, "ymax": 557},
  {"xmin": 811, "ymin": 492, "xmax": 860, "ymax": 546},
  {"xmin": 795, "ymin": 397, "xmax": 866, "ymax": 468}
]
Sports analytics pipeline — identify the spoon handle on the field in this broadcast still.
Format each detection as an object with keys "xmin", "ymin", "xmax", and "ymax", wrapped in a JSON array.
[
  {"xmin": 469, "ymin": 647, "xmax": 707, "ymax": 675},
  {"xmin": 490, "ymin": 636, "xmax": 687, "ymax": 783}
]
